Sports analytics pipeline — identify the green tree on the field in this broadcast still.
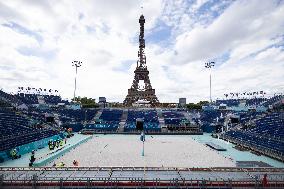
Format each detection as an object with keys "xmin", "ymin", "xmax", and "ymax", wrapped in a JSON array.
[
  {"xmin": 72, "ymin": 96, "xmax": 98, "ymax": 108},
  {"xmin": 186, "ymin": 101, "xmax": 209, "ymax": 110},
  {"xmin": 187, "ymin": 103, "xmax": 202, "ymax": 110},
  {"xmin": 197, "ymin": 101, "xmax": 209, "ymax": 106}
]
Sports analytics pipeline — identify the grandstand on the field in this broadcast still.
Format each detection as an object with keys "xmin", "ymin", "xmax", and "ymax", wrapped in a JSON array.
[
  {"xmin": 98, "ymin": 109, "xmax": 122, "ymax": 130},
  {"xmin": 16, "ymin": 93, "xmax": 38, "ymax": 105},
  {"xmin": 239, "ymin": 111, "xmax": 263, "ymax": 125},
  {"xmin": 0, "ymin": 90, "xmax": 283, "ymax": 188},
  {"xmin": 81, "ymin": 109, "xmax": 123, "ymax": 132},
  {"xmin": 254, "ymin": 113, "xmax": 284, "ymax": 140},
  {"xmin": 58, "ymin": 109, "xmax": 98, "ymax": 122},
  {"xmin": 125, "ymin": 109, "xmax": 160, "ymax": 132},
  {"xmin": 216, "ymin": 99, "xmax": 240, "ymax": 107},
  {"xmin": 0, "ymin": 90, "xmax": 23, "ymax": 106},
  {"xmin": 0, "ymin": 108, "xmax": 61, "ymax": 162},
  {"xmin": 16, "ymin": 93, "xmax": 68, "ymax": 106},
  {"xmin": 199, "ymin": 110, "xmax": 222, "ymax": 132},
  {"xmin": 263, "ymin": 95, "xmax": 283, "ymax": 107},
  {"xmin": 43, "ymin": 95, "xmax": 69, "ymax": 105},
  {"xmin": 221, "ymin": 112, "xmax": 284, "ymax": 161},
  {"xmin": 162, "ymin": 110, "xmax": 185, "ymax": 125},
  {"xmin": 245, "ymin": 97, "xmax": 267, "ymax": 106}
]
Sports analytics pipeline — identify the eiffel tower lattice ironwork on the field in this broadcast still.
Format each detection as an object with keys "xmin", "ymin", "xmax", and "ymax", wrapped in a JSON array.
[{"xmin": 123, "ymin": 15, "xmax": 159, "ymax": 106}]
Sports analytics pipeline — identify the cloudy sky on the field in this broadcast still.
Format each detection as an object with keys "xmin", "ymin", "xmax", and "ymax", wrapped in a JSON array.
[{"xmin": 0, "ymin": 0, "xmax": 283, "ymax": 103}]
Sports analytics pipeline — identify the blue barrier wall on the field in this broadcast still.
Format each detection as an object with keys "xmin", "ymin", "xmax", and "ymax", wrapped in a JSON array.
[
  {"xmin": 0, "ymin": 133, "xmax": 64, "ymax": 161},
  {"xmin": 18, "ymin": 134, "xmax": 62, "ymax": 155},
  {"xmin": 202, "ymin": 124, "xmax": 215, "ymax": 133},
  {"xmin": 34, "ymin": 136, "xmax": 91, "ymax": 166},
  {"xmin": 65, "ymin": 123, "xmax": 83, "ymax": 132}
]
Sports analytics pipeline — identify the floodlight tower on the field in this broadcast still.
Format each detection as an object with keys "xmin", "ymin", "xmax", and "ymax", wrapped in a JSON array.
[
  {"xmin": 72, "ymin": 60, "xmax": 82, "ymax": 101},
  {"xmin": 205, "ymin": 61, "xmax": 215, "ymax": 103}
]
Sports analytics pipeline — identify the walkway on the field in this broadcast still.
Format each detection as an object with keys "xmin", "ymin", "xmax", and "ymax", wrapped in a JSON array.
[{"xmin": 0, "ymin": 167, "xmax": 283, "ymax": 188}]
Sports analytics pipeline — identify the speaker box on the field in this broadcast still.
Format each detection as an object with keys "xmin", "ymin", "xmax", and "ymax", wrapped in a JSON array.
[
  {"xmin": 46, "ymin": 116, "xmax": 54, "ymax": 123},
  {"xmin": 136, "ymin": 118, "xmax": 144, "ymax": 130},
  {"xmin": 230, "ymin": 117, "xmax": 239, "ymax": 124}
]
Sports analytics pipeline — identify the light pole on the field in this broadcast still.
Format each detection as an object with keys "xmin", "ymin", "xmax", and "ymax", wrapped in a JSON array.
[
  {"xmin": 72, "ymin": 61, "xmax": 82, "ymax": 101},
  {"xmin": 205, "ymin": 61, "xmax": 215, "ymax": 103}
]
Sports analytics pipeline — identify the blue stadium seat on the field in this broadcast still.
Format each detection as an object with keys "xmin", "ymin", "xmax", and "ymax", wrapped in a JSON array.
[
  {"xmin": 224, "ymin": 112, "xmax": 284, "ymax": 156},
  {"xmin": 0, "ymin": 108, "xmax": 59, "ymax": 152},
  {"xmin": 125, "ymin": 110, "xmax": 160, "ymax": 131}
]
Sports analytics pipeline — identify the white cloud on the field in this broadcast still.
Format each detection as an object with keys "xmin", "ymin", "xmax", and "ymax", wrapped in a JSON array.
[{"xmin": 174, "ymin": 0, "xmax": 284, "ymax": 63}]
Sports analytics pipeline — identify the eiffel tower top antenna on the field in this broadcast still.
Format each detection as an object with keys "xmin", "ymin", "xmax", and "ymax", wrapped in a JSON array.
[
  {"xmin": 138, "ymin": 3, "xmax": 146, "ymax": 69},
  {"xmin": 140, "ymin": 0, "xmax": 144, "ymax": 15}
]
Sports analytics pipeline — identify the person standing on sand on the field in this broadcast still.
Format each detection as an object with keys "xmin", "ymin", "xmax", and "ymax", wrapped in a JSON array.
[{"xmin": 73, "ymin": 160, "xmax": 79, "ymax": 166}]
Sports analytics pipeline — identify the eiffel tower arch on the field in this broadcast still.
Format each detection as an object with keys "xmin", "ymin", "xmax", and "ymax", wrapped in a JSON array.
[{"xmin": 123, "ymin": 15, "xmax": 159, "ymax": 106}]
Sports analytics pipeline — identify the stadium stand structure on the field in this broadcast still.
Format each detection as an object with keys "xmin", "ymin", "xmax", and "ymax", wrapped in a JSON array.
[
  {"xmin": 42, "ymin": 95, "xmax": 68, "ymax": 105},
  {"xmin": 14, "ymin": 108, "xmax": 99, "ymax": 132},
  {"xmin": 253, "ymin": 112, "xmax": 284, "ymax": 140},
  {"xmin": 80, "ymin": 109, "xmax": 201, "ymax": 134},
  {"xmin": 0, "ymin": 91, "xmax": 283, "ymax": 188},
  {"xmin": 162, "ymin": 110, "xmax": 185, "ymax": 125},
  {"xmin": 239, "ymin": 111, "xmax": 263, "ymax": 125},
  {"xmin": 54, "ymin": 109, "xmax": 98, "ymax": 132},
  {"xmin": 99, "ymin": 109, "xmax": 123, "ymax": 130},
  {"xmin": 16, "ymin": 93, "xmax": 68, "ymax": 105},
  {"xmin": 216, "ymin": 99, "xmax": 240, "ymax": 107},
  {"xmin": 0, "ymin": 108, "xmax": 60, "ymax": 152},
  {"xmin": 215, "ymin": 95, "xmax": 283, "ymax": 108},
  {"xmin": 245, "ymin": 97, "xmax": 266, "ymax": 106},
  {"xmin": 58, "ymin": 109, "xmax": 98, "ymax": 123},
  {"xmin": 199, "ymin": 110, "xmax": 222, "ymax": 132},
  {"xmin": 222, "ymin": 112, "xmax": 284, "ymax": 161},
  {"xmin": 161, "ymin": 110, "xmax": 201, "ymax": 133},
  {"xmin": 16, "ymin": 93, "xmax": 38, "ymax": 105},
  {"xmin": 24, "ymin": 109, "xmax": 49, "ymax": 122},
  {"xmin": 124, "ymin": 109, "xmax": 160, "ymax": 132},
  {"xmin": 0, "ymin": 90, "xmax": 23, "ymax": 106},
  {"xmin": 83, "ymin": 109, "xmax": 123, "ymax": 132},
  {"xmin": 262, "ymin": 95, "xmax": 283, "ymax": 107}
]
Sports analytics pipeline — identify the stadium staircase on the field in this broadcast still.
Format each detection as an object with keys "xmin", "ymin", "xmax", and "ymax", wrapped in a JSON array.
[
  {"xmin": 93, "ymin": 109, "xmax": 103, "ymax": 120},
  {"xmin": 156, "ymin": 108, "xmax": 165, "ymax": 128},
  {"xmin": 182, "ymin": 111, "xmax": 192, "ymax": 122},
  {"xmin": 117, "ymin": 109, "xmax": 128, "ymax": 132},
  {"xmin": 241, "ymin": 113, "xmax": 267, "ymax": 130}
]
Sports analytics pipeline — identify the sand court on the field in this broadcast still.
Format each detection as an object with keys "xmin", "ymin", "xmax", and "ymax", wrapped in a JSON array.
[{"xmin": 48, "ymin": 135, "xmax": 235, "ymax": 167}]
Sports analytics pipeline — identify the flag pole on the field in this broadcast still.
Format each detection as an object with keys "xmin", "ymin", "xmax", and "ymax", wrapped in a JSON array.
[
  {"xmin": 142, "ymin": 140, "xmax": 144, "ymax": 156},
  {"xmin": 141, "ymin": 130, "xmax": 145, "ymax": 156}
]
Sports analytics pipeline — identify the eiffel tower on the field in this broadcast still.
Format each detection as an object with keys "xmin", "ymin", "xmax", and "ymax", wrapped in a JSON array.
[{"xmin": 123, "ymin": 15, "xmax": 159, "ymax": 106}]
